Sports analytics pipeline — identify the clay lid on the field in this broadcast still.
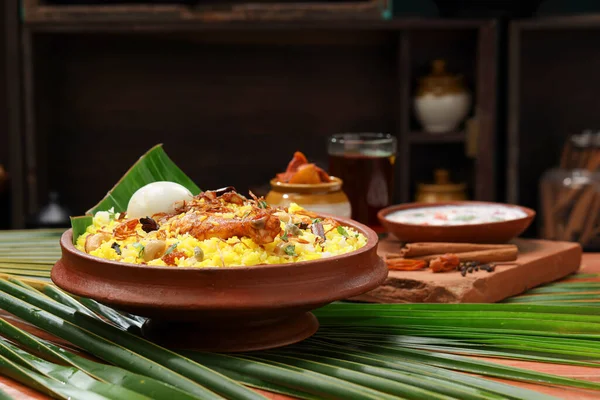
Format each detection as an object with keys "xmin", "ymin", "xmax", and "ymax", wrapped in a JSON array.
[
  {"xmin": 418, "ymin": 169, "xmax": 466, "ymax": 193},
  {"xmin": 270, "ymin": 176, "xmax": 343, "ymax": 194},
  {"xmin": 417, "ymin": 60, "xmax": 466, "ymax": 96}
]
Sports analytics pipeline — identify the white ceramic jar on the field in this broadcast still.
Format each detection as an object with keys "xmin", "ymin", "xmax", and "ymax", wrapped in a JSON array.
[{"xmin": 414, "ymin": 60, "xmax": 472, "ymax": 134}]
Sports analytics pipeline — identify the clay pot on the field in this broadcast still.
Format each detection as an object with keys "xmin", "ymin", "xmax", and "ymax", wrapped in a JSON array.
[
  {"xmin": 414, "ymin": 60, "xmax": 471, "ymax": 134},
  {"xmin": 378, "ymin": 201, "xmax": 535, "ymax": 244},
  {"xmin": 266, "ymin": 177, "xmax": 351, "ymax": 218},
  {"xmin": 52, "ymin": 218, "xmax": 386, "ymax": 352},
  {"xmin": 415, "ymin": 169, "xmax": 467, "ymax": 203}
]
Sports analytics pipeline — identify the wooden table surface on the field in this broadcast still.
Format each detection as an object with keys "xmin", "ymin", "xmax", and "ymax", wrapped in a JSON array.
[{"xmin": 2, "ymin": 254, "xmax": 600, "ymax": 400}]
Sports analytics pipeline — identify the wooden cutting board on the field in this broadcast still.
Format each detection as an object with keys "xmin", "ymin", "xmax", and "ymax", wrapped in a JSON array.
[{"xmin": 352, "ymin": 237, "xmax": 582, "ymax": 303}]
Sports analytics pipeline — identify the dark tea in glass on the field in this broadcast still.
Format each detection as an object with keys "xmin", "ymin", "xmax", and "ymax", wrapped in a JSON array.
[{"xmin": 328, "ymin": 133, "xmax": 396, "ymax": 227}]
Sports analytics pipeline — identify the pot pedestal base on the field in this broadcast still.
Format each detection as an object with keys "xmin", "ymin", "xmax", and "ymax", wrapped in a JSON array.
[{"xmin": 141, "ymin": 312, "xmax": 319, "ymax": 352}]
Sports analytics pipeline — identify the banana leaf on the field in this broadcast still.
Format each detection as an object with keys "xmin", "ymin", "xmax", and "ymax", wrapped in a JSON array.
[
  {"xmin": 70, "ymin": 215, "xmax": 93, "ymax": 242},
  {"xmin": 68, "ymin": 144, "xmax": 202, "ymax": 242},
  {"xmin": 87, "ymin": 144, "xmax": 201, "ymax": 215}
]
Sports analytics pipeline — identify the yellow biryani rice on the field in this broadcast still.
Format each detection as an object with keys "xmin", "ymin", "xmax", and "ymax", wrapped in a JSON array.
[{"xmin": 76, "ymin": 203, "xmax": 367, "ymax": 267}]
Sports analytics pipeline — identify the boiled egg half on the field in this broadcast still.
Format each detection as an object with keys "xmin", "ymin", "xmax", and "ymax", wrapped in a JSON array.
[{"xmin": 126, "ymin": 181, "xmax": 194, "ymax": 219}]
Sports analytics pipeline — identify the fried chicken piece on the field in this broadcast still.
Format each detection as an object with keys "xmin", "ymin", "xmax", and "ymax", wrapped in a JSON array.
[{"xmin": 170, "ymin": 209, "xmax": 282, "ymax": 245}]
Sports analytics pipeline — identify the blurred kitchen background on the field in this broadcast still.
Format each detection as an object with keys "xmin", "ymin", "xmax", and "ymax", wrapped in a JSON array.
[{"xmin": 1, "ymin": 0, "xmax": 600, "ymax": 248}]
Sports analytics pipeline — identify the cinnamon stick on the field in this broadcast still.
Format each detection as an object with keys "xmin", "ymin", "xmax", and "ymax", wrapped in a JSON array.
[
  {"xmin": 562, "ymin": 184, "xmax": 596, "ymax": 241},
  {"xmin": 413, "ymin": 246, "xmax": 518, "ymax": 264},
  {"xmin": 540, "ymin": 179, "xmax": 556, "ymax": 239},
  {"xmin": 580, "ymin": 192, "xmax": 600, "ymax": 246},
  {"xmin": 560, "ymin": 140, "xmax": 572, "ymax": 169},
  {"xmin": 586, "ymin": 149, "xmax": 600, "ymax": 171},
  {"xmin": 400, "ymin": 242, "xmax": 515, "ymax": 258},
  {"xmin": 551, "ymin": 187, "xmax": 581, "ymax": 216}
]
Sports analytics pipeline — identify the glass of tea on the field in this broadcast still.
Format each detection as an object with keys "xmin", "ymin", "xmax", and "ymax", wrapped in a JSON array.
[{"xmin": 328, "ymin": 133, "xmax": 397, "ymax": 227}]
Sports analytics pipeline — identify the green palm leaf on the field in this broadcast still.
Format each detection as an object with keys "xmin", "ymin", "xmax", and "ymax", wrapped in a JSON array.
[
  {"xmin": 0, "ymin": 338, "xmax": 151, "ymax": 400},
  {"xmin": 0, "ymin": 388, "xmax": 14, "ymax": 400},
  {"xmin": 0, "ymin": 317, "xmax": 201, "ymax": 400},
  {"xmin": 0, "ymin": 353, "xmax": 112, "ymax": 400},
  {"xmin": 186, "ymin": 352, "xmax": 398, "ymax": 400},
  {"xmin": 322, "ymin": 339, "xmax": 600, "ymax": 391},
  {"xmin": 3, "ymin": 226, "xmax": 600, "ymax": 400},
  {"xmin": 0, "ymin": 278, "xmax": 265, "ymax": 400},
  {"xmin": 290, "ymin": 339, "xmax": 555, "ymax": 400}
]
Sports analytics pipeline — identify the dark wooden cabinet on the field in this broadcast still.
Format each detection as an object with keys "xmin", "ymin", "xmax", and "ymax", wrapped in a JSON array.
[
  {"xmin": 5, "ymin": 0, "xmax": 498, "ymax": 228},
  {"xmin": 2, "ymin": 0, "xmax": 23, "ymax": 228}
]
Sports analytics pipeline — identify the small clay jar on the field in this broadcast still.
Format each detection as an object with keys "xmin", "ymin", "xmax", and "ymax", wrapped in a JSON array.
[
  {"xmin": 415, "ymin": 169, "xmax": 467, "ymax": 203},
  {"xmin": 414, "ymin": 60, "xmax": 472, "ymax": 134},
  {"xmin": 266, "ymin": 177, "xmax": 351, "ymax": 218}
]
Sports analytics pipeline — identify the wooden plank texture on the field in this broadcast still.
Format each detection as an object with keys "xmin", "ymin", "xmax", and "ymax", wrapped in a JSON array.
[{"xmin": 353, "ymin": 237, "xmax": 582, "ymax": 303}]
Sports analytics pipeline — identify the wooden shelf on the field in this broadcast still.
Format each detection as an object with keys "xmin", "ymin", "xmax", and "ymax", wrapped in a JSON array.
[
  {"xmin": 408, "ymin": 131, "xmax": 466, "ymax": 144},
  {"xmin": 26, "ymin": 19, "xmax": 489, "ymax": 33},
  {"xmin": 21, "ymin": 2, "xmax": 490, "ymax": 32},
  {"xmin": 515, "ymin": 14, "xmax": 600, "ymax": 30},
  {"xmin": 5, "ymin": 10, "xmax": 498, "ymax": 227}
]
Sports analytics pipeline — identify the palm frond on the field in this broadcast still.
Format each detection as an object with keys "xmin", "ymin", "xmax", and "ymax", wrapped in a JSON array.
[{"xmin": 1, "ymin": 228, "xmax": 600, "ymax": 398}]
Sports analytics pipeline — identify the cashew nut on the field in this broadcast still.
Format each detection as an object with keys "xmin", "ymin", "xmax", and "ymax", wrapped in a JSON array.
[
  {"xmin": 143, "ymin": 240, "xmax": 167, "ymax": 262},
  {"xmin": 85, "ymin": 233, "xmax": 112, "ymax": 253}
]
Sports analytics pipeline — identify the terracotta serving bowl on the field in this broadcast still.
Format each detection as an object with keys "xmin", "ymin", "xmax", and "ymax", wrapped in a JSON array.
[
  {"xmin": 378, "ymin": 201, "xmax": 535, "ymax": 243},
  {"xmin": 52, "ymin": 217, "xmax": 386, "ymax": 352}
]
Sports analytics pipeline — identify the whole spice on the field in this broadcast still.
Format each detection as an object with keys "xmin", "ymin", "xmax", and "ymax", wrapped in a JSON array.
[
  {"xmin": 111, "ymin": 242, "xmax": 122, "ymax": 256},
  {"xmin": 429, "ymin": 254, "xmax": 460, "ymax": 273},
  {"xmin": 285, "ymin": 223, "xmax": 302, "ymax": 237},
  {"xmin": 456, "ymin": 261, "xmax": 496, "ymax": 277},
  {"xmin": 140, "ymin": 216, "xmax": 159, "ymax": 233},
  {"xmin": 311, "ymin": 221, "xmax": 325, "ymax": 241},
  {"xmin": 194, "ymin": 247, "xmax": 204, "ymax": 261},
  {"xmin": 296, "ymin": 222, "xmax": 309, "ymax": 230},
  {"xmin": 385, "ymin": 258, "xmax": 427, "ymax": 271},
  {"xmin": 479, "ymin": 263, "xmax": 496, "ymax": 273}
]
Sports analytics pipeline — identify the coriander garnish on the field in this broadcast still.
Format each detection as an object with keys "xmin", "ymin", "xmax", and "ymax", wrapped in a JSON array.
[
  {"xmin": 337, "ymin": 226, "xmax": 350, "ymax": 238},
  {"xmin": 132, "ymin": 243, "xmax": 145, "ymax": 258},
  {"xmin": 284, "ymin": 244, "xmax": 297, "ymax": 257},
  {"xmin": 164, "ymin": 242, "xmax": 178, "ymax": 256}
]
